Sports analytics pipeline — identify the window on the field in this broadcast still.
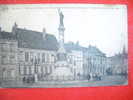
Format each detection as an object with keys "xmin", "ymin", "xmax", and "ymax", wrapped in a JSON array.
[
  {"xmin": 1, "ymin": 55, "xmax": 8, "ymax": 65},
  {"xmin": 37, "ymin": 53, "xmax": 40, "ymax": 64},
  {"xmin": 10, "ymin": 55, "xmax": 15, "ymax": 64},
  {"xmin": 42, "ymin": 53, "xmax": 45, "ymax": 63},
  {"xmin": 45, "ymin": 54, "xmax": 49, "ymax": 63},
  {"xmin": 10, "ymin": 43, "xmax": 15, "ymax": 52},
  {"xmin": 45, "ymin": 67, "xmax": 48, "ymax": 74},
  {"xmin": 42, "ymin": 67, "xmax": 45, "ymax": 74},
  {"xmin": 46, "ymin": 54, "xmax": 49, "ymax": 63},
  {"xmin": 51, "ymin": 54, "xmax": 55, "ymax": 63},
  {"xmin": 19, "ymin": 65, "xmax": 21, "ymax": 75},
  {"xmin": 49, "ymin": 54, "xmax": 51, "ymax": 63},
  {"xmin": 25, "ymin": 52, "xmax": 29, "ymax": 62},
  {"xmin": 47, "ymin": 66, "xmax": 50, "ymax": 74},
  {"xmin": 38, "ymin": 66, "xmax": 42, "ymax": 73},
  {"xmin": 23, "ymin": 66, "xmax": 27, "ymax": 75},
  {"xmin": 30, "ymin": 52, "xmax": 34, "ymax": 63},
  {"xmin": 1, "ymin": 43, "xmax": 8, "ymax": 52},
  {"xmin": 41, "ymin": 67, "xmax": 43, "ymax": 74},
  {"xmin": 31, "ymin": 67, "xmax": 34, "ymax": 74},
  {"xmin": 29, "ymin": 67, "xmax": 31, "ymax": 75},
  {"xmin": 74, "ymin": 61, "xmax": 76, "ymax": 66},
  {"xmin": 69, "ymin": 56, "xmax": 72, "ymax": 64}
]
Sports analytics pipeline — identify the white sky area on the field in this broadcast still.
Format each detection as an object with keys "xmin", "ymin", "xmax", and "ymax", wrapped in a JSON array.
[{"xmin": 0, "ymin": 4, "xmax": 128, "ymax": 57}]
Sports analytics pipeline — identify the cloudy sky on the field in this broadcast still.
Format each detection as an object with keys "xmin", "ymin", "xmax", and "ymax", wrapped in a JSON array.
[{"xmin": 0, "ymin": 4, "xmax": 128, "ymax": 57}]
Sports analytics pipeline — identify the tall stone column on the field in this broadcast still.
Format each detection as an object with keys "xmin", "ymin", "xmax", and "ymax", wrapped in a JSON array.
[
  {"xmin": 58, "ymin": 9, "xmax": 65, "ymax": 48},
  {"xmin": 57, "ymin": 9, "xmax": 67, "ymax": 62}
]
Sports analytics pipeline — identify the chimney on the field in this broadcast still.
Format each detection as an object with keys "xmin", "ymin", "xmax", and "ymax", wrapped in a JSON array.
[
  {"xmin": 76, "ymin": 41, "xmax": 79, "ymax": 46},
  {"xmin": 0, "ymin": 27, "xmax": 1, "ymax": 38},
  {"xmin": 42, "ymin": 28, "xmax": 46, "ymax": 39},
  {"xmin": 0, "ymin": 27, "xmax": 1, "ymax": 32},
  {"xmin": 12, "ymin": 22, "xmax": 18, "ymax": 35}
]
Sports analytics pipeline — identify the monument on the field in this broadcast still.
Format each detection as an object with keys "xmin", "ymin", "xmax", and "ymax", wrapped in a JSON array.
[{"xmin": 50, "ymin": 9, "xmax": 74, "ymax": 81}]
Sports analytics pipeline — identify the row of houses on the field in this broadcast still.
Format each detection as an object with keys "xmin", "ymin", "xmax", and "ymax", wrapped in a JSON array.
[{"xmin": 0, "ymin": 24, "xmax": 108, "ymax": 83}]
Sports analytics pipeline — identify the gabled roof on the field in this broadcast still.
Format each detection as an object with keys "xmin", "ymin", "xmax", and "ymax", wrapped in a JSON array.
[{"xmin": 16, "ymin": 28, "xmax": 59, "ymax": 51}]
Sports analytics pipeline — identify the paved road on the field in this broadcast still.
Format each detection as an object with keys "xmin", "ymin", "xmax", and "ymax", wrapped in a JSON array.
[
  {"xmin": 32, "ymin": 75, "xmax": 127, "ymax": 88},
  {"xmin": 1, "ymin": 75, "xmax": 128, "ymax": 88}
]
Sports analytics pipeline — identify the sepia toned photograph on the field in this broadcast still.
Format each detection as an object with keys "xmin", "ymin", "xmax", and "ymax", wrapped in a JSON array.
[{"xmin": 0, "ymin": 4, "xmax": 128, "ymax": 88}]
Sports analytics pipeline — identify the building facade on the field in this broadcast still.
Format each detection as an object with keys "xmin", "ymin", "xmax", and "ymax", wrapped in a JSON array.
[
  {"xmin": 106, "ymin": 47, "xmax": 128, "ymax": 75},
  {"xmin": 0, "ymin": 30, "xmax": 19, "ymax": 84},
  {"xmin": 65, "ymin": 42, "xmax": 84, "ymax": 78},
  {"xmin": 83, "ymin": 45, "xmax": 107, "ymax": 78}
]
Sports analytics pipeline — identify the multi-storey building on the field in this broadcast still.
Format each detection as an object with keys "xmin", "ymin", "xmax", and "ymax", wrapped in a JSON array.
[
  {"xmin": 16, "ymin": 25, "xmax": 59, "ymax": 82},
  {"xmin": 106, "ymin": 47, "xmax": 128, "ymax": 75},
  {"xmin": 0, "ymin": 29, "xmax": 19, "ymax": 83},
  {"xmin": 0, "ymin": 22, "xmax": 59, "ymax": 83},
  {"xmin": 83, "ymin": 45, "xmax": 107, "ymax": 78},
  {"xmin": 65, "ymin": 42, "xmax": 107, "ymax": 79},
  {"xmin": 65, "ymin": 42, "xmax": 83, "ymax": 77}
]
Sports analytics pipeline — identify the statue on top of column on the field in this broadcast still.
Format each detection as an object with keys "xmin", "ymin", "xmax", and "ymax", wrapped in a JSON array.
[{"xmin": 58, "ymin": 9, "xmax": 64, "ymax": 26}]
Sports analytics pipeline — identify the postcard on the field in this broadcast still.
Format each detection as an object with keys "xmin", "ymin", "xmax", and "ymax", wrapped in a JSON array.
[{"xmin": 0, "ymin": 4, "xmax": 128, "ymax": 88}]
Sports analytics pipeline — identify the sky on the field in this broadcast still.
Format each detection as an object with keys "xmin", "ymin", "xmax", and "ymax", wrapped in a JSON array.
[{"xmin": 0, "ymin": 4, "xmax": 128, "ymax": 57}]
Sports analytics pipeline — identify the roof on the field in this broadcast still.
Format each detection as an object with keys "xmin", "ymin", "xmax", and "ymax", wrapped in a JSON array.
[
  {"xmin": 64, "ymin": 42, "xmax": 105, "ymax": 57},
  {"xmin": 109, "ymin": 52, "xmax": 128, "ymax": 60},
  {"xmin": 87, "ymin": 45, "xmax": 106, "ymax": 57},
  {"xmin": 0, "ymin": 28, "xmax": 59, "ymax": 51},
  {"xmin": 16, "ymin": 28, "xmax": 59, "ymax": 51},
  {"xmin": 57, "ymin": 46, "xmax": 66, "ymax": 53},
  {"xmin": 64, "ymin": 42, "xmax": 83, "ymax": 52},
  {"xmin": 0, "ymin": 31, "xmax": 16, "ymax": 40}
]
